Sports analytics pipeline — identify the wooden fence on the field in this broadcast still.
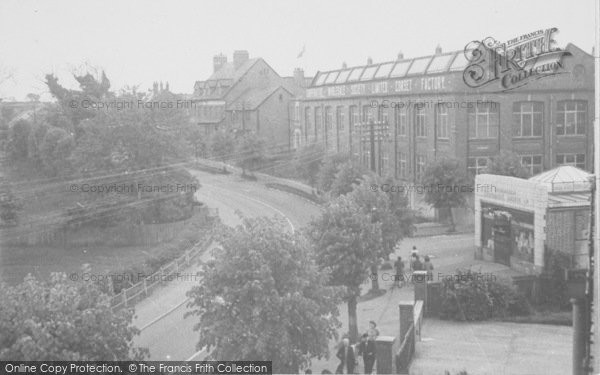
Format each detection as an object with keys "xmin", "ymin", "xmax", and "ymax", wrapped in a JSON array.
[{"xmin": 109, "ymin": 235, "xmax": 213, "ymax": 311}]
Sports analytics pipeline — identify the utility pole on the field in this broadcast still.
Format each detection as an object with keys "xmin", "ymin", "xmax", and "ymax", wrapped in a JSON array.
[{"xmin": 593, "ymin": 0, "xmax": 600, "ymax": 371}]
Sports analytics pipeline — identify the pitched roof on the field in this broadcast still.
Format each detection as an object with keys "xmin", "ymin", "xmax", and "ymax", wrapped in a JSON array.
[
  {"xmin": 529, "ymin": 166, "xmax": 592, "ymax": 193},
  {"xmin": 207, "ymin": 58, "xmax": 260, "ymax": 82},
  {"xmin": 227, "ymin": 85, "xmax": 292, "ymax": 111}
]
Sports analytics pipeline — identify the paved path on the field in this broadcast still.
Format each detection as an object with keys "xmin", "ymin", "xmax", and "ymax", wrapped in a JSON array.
[
  {"xmin": 132, "ymin": 170, "xmax": 322, "ymax": 360},
  {"xmin": 308, "ymin": 234, "xmax": 571, "ymax": 375}
]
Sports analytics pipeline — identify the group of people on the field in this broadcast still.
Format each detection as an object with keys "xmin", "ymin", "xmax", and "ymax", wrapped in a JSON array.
[
  {"xmin": 335, "ymin": 321, "xmax": 379, "ymax": 374},
  {"xmin": 392, "ymin": 246, "xmax": 434, "ymax": 288}
]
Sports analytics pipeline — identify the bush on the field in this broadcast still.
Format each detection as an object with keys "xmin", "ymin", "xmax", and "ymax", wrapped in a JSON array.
[{"xmin": 439, "ymin": 269, "xmax": 531, "ymax": 321}]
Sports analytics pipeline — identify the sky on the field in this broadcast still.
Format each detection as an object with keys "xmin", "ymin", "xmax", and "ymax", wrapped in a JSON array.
[{"xmin": 0, "ymin": 0, "xmax": 596, "ymax": 101}]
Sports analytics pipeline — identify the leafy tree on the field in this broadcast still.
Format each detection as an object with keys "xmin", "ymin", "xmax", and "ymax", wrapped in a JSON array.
[
  {"xmin": 40, "ymin": 127, "xmax": 74, "ymax": 176},
  {"xmin": 187, "ymin": 217, "xmax": 342, "ymax": 373},
  {"xmin": 6, "ymin": 119, "xmax": 31, "ymax": 161},
  {"xmin": 307, "ymin": 195, "xmax": 382, "ymax": 342},
  {"xmin": 292, "ymin": 144, "xmax": 325, "ymax": 190},
  {"xmin": 0, "ymin": 272, "xmax": 148, "ymax": 360},
  {"xmin": 26, "ymin": 93, "xmax": 40, "ymax": 103},
  {"xmin": 316, "ymin": 153, "xmax": 351, "ymax": 193},
  {"xmin": 235, "ymin": 132, "xmax": 265, "ymax": 176},
  {"xmin": 329, "ymin": 161, "xmax": 366, "ymax": 198},
  {"xmin": 422, "ymin": 158, "xmax": 471, "ymax": 232},
  {"xmin": 485, "ymin": 150, "xmax": 530, "ymax": 178},
  {"xmin": 208, "ymin": 130, "xmax": 236, "ymax": 167},
  {"xmin": 27, "ymin": 121, "xmax": 50, "ymax": 168},
  {"xmin": 347, "ymin": 174, "xmax": 405, "ymax": 291},
  {"xmin": 0, "ymin": 186, "xmax": 22, "ymax": 226},
  {"xmin": 45, "ymin": 71, "xmax": 111, "ymax": 137},
  {"xmin": 379, "ymin": 175, "xmax": 415, "ymax": 237}
]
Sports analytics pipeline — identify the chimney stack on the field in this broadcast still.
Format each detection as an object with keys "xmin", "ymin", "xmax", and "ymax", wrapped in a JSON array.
[
  {"xmin": 233, "ymin": 50, "xmax": 250, "ymax": 70},
  {"xmin": 342, "ymin": 62, "xmax": 348, "ymax": 69},
  {"xmin": 435, "ymin": 44, "xmax": 442, "ymax": 55},
  {"xmin": 213, "ymin": 53, "xmax": 227, "ymax": 73},
  {"xmin": 397, "ymin": 51, "xmax": 404, "ymax": 60},
  {"xmin": 293, "ymin": 68, "xmax": 305, "ymax": 87},
  {"xmin": 367, "ymin": 57, "xmax": 373, "ymax": 65}
]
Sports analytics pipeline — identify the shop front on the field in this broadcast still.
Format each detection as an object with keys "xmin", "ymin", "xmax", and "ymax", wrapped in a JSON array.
[{"xmin": 475, "ymin": 166, "xmax": 591, "ymax": 274}]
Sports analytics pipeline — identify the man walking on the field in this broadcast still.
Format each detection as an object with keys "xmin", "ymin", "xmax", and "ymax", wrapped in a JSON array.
[
  {"xmin": 335, "ymin": 338, "xmax": 355, "ymax": 374},
  {"xmin": 393, "ymin": 256, "xmax": 405, "ymax": 288}
]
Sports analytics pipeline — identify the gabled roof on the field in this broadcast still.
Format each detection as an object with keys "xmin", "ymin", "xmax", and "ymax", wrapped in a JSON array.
[
  {"xmin": 207, "ymin": 58, "xmax": 260, "ymax": 82},
  {"xmin": 227, "ymin": 85, "xmax": 293, "ymax": 111},
  {"xmin": 529, "ymin": 166, "xmax": 592, "ymax": 193}
]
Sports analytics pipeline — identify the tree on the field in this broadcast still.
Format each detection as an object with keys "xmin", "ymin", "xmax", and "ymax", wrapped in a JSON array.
[
  {"xmin": 45, "ymin": 71, "xmax": 111, "ymax": 137},
  {"xmin": 329, "ymin": 161, "xmax": 366, "ymax": 198},
  {"xmin": 292, "ymin": 144, "xmax": 325, "ymax": 190},
  {"xmin": 347, "ymin": 174, "xmax": 406, "ymax": 291},
  {"xmin": 307, "ymin": 195, "xmax": 382, "ymax": 342},
  {"xmin": 26, "ymin": 93, "xmax": 40, "ymax": 103},
  {"xmin": 485, "ymin": 150, "xmax": 530, "ymax": 178},
  {"xmin": 422, "ymin": 158, "xmax": 471, "ymax": 232},
  {"xmin": 6, "ymin": 119, "xmax": 31, "ymax": 161},
  {"xmin": 0, "ymin": 272, "xmax": 147, "ymax": 360},
  {"xmin": 186, "ymin": 217, "xmax": 342, "ymax": 373},
  {"xmin": 316, "ymin": 153, "xmax": 351, "ymax": 193},
  {"xmin": 27, "ymin": 121, "xmax": 50, "ymax": 169},
  {"xmin": 379, "ymin": 174, "xmax": 415, "ymax": 237},
  {"xmin": 208, "ymin": 131, "xmax": 236, "ymax": 167},
  {"xmin": 39, "ymin": 127, "xmax": 74, "ymax": 176},
  {"xmin": 0, "ymin": 186, "xmax": 22, "ymax": 226},
  {"xmin": 235, "ymin": 132, "xmax": 265, "ymax": 176}
]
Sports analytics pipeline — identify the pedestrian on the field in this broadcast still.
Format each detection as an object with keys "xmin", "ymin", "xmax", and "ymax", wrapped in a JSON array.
[
  {"xmin": 363, "ymin": 328, "xmax": 377, "ymax": 374},
  {"xmin": 367, "ymin": 320, "xmax": 379, "ymax": 338},
  {"xmin": 335, "ymin": 338, "xmax": 356, "ymax": 374},
  {"xmin": 393, "ymin": 256, "xmax": 404, "ymax": 288},
  {"xmin": 412, "ymin": 253, "xmax": 423, "ymax": 271},
  {"xmin": 409, "ymin": 246, "xmax": 418, "ymax": 271},
  {"xmin": 356, "ymin": 333, "xmax": 368, "ymax": 371},
  {"xmin": 423, "ymin": 255, "xmax": 434, "ymax": 281}
]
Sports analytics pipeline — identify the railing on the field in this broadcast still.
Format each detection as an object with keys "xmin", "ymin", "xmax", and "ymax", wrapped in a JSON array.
[
  {"xmin": 396, "ymin": 324, "xmax": 415, "ymax": 374},
  {"xmin": 413, "ymin": 300, "xmax": 424, "ymax": 342},
  {"xmin": 109, "ymin": 235, "xmax": 213, "ymax": 311}
]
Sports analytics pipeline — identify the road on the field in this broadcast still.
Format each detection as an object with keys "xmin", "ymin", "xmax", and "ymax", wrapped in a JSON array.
[{"xmin": 133, "ymin": 170, "xmax": 322, "ymax": 360}]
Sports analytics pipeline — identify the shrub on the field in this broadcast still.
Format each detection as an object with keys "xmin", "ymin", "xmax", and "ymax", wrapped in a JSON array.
[{"xmin": 439, "ymin": 269, "xmax": 531, "ymax": 321}]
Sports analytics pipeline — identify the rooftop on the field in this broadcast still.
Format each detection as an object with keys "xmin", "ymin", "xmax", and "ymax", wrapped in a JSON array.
[
  {"xmin": 310, "ymin": 50, "xmax": 471, "ymax": 87},
  {"xmin": 529, "ymin": 165, "xmax": 592, "ymax": 193}
]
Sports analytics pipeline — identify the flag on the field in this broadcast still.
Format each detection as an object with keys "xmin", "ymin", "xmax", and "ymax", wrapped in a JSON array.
[{"xmin": 297, "ymin": 44, "xmax": 306, "ymax": 59}]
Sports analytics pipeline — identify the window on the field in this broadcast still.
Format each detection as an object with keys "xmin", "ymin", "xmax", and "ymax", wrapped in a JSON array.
[
  {"xmin": 294, "ymin": 103, "xmax": 300, "ymax": 121},
  {"xmin": 293, "ymin": 129, "xmax": 301, "ymax": 149},
  {"xmin": 513, "ymin": 102, "xmax": 543, "ymax": 137},
  {"xmin": 314, "ymin": 107, "xmax": 322, "ymax": 140},
  {"xmin": 362, "ymin": 105, "xmax": 372, "ymax": 123},
  {"xmin": 556, "ymin": 154, "xmax": 585, "ymax": 169},
  {"xmin": 436, "ymin": 104, "xmax": 449, "ymax": 139},
  {"xmin": 557, "ymin": 101, "xmax": 587, "ymax": 135},
  {"xmin": 325, "ymin": 107, "xmax": 333, "ymax": 130},
  {"xmin": 336, "ymin": 106, "xmax": 345, "ymax": 130},
  {"xmin": 416, "ymin": 155, "xmax": 427, "ymax": 182},
  {"xmin": 397, "ymin": 151, "xmax": 407, "ymax": 178},
  {"xmin": 304, "ymin": 107, "xmax": 311, "ymax": 140},
  {"xmin": 468, "ymin": 102, "xmax": 499, "ymax": 139},
  {"xmin": 467, "ymin": 157, "xmax": 488, "ymax": 176},
  {"xmin": 520, "ymin": 155, "xmax": 543, "ymax": 176},
  {"xmin": 415, "ymin": 105, "xmax": 427, "ymax": 137},
  {"xmin": 396, "ymin": 107, "xmax": 407, "ymax": 136},
  {"xmin": 349, "ymin": 106, "xmax": 358, "ymax": 128}
]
